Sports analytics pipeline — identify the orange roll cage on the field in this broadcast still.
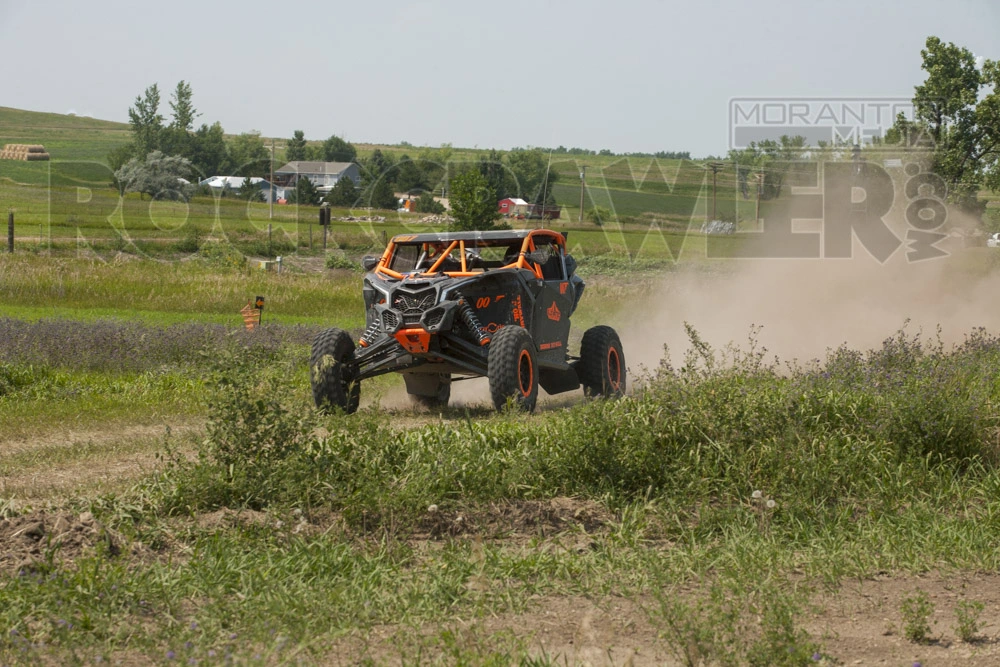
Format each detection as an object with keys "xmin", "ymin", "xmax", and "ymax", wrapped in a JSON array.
[{"xmin": 373, "ymin": 230, "xmax": 566, "ymax": 281}]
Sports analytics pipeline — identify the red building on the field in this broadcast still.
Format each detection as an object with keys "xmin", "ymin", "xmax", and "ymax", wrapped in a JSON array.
[{"xmin": 498, "ymin": 197, "xmax": 529, "ymax": 217}]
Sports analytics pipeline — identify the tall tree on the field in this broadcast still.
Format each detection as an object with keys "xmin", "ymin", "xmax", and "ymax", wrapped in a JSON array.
[
  {"xmin": 286, "ymin": 130, "xmax": 307, "ymax": 162},
  {"xmin": 479, "ymin": 149, "xmax": 510, "ymax": 201},
  {"xmin": 322, "ymin": 135, "xmax": 357, "ymax": 162},
  {"xmin": 127, "ymin": 84, "xmax": 163, "ymax": 157},
  {"xmin": 449, "ymin": 169, "xmax": 501, "ymax": 231},
  {"xmin": 169, "ymin": 80, "xmax": 199, "ymax": 131},
  {"xmin": 365, "ymin": 177, "xmax": 398, "ymax": 210},
  {"xmin": 505, "ymin": 148, "xmax": 557, "ymax": 205},
  {"xmin": 239, "ymin": 176, "xmax": 264, "ymax": 202},
  {"xmin": 324, "ymin": 176, "xmax": 358, "ymax": 207},
  {"xmin": 189, "ymin": 122, "xmax": 230, "ymax": 178},
  {"xmin": 395, "ymin": 155, "xmax": 427, "ymax": 192},
  {"xmin": 359, "ymin": 149, "xmax": 396, "ymax": 189},
  {"xmin": 914, "ymin": 37, "xmax": 981, "ymax": 146},
  {"xmin": 228, "ymin": 132, "xmax": 270, "ymax": 178},
  {"xmin": 292, "ymin": 176, "xmax": 321, "ymax": 206},
  {"xmin": 916, "ymin": 37, "xmax": 999, "ymax": 208}
]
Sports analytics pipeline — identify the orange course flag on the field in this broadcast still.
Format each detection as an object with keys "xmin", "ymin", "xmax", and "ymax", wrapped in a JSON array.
[{"xmin": 240, "ymin": 300, "xmax": 260, "ymax": 330}]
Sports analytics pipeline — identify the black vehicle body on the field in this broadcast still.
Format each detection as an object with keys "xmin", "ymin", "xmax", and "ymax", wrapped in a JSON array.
[{"xmin": 310, "ymin": 228, "xmax": 624, "ymax": 413}]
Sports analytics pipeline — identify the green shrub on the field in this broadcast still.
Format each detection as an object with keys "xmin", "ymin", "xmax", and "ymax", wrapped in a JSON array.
[
  {"xmin": 198, "ymin": 242, "xmax": 247, "ymax": 270},
  {"xmin": 901, "ymin": 589, "xmax": 934, "ymax": 643},
  {"xmin": 173, "ymin": 226, "xmax": 202, "ymax": 253},
  {"xmin": 652, "ymin": 576, "xmax": 820, "ymax": 666},
  {"xmin": 325, "ymin": 253, "xmax": 362, "ymax": 272},
  {"xmin": 954, "ymin": 599, "xmax": 984, "ymax": 642}
]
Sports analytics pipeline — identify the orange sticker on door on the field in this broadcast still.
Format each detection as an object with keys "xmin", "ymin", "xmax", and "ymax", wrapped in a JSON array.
[{"xmin": 546, "ymin": 301, "xmax": 561, "ymax": 321}]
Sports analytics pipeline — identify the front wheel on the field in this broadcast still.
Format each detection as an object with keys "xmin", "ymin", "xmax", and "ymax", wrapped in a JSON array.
[
  {"xmin": 488, "ymin": 326, "xmax": 538, "ymax": 413},
  {"xmin": 310, "ymin": 328, "xmax": 360, "ymax": 413},
  {"xmin": 578, "ymin": 325, "xmax": 626, "ymax": 398}
]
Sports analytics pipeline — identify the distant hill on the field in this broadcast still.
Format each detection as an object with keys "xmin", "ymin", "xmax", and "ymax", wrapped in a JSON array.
[
  {"xmin": 0, "ymin": 107, "xmax": 131, "ymax": 185},
  {"xmin": 0, "ymin": 106, "xmax": 707, "ymax": 222}
]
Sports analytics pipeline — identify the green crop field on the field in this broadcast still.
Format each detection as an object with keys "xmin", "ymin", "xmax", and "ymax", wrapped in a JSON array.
[{"xmin": 4, "ymin": 106, "xmax": 1000, "ymax": 665}]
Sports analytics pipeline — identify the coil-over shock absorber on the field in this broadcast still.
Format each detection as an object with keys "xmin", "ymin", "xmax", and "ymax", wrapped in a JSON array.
[
  {"xmin": 453, "ymin": 291, "xmax": 490, "ymax": 346},
  {"xmin": 358, "ymin": 319, "xmax": 381, "ymax": 347}
]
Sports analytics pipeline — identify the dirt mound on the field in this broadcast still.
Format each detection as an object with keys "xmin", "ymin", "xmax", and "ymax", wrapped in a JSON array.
[
  {"xmin": 0, "ymin": 511, "xmax": 133, "ymax": 575},
  {"xmin": 418, "ymin": 497, "xmax": 612, "ymax": 539}
]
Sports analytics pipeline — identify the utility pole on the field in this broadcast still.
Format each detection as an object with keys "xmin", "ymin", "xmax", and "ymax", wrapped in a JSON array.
[
  {"xmin": 755, "ymin": 171, "xmax": 764, "ymax": 224},
  {"xmin": 539, "ymin": 151, "xmax": 552, "ymax": 228},
  {"xmin": 269, "ymin": 138, "xmax": 275, "ymax": 220},
  {"xmin": 707, "ymin": 162, "xmax": 725, "ymax": 223},
  {"xmin": 578, "ymin": 165, "xmax": 587, "ymax": 222}
]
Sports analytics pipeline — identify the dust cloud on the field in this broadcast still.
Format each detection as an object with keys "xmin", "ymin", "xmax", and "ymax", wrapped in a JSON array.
[{"xmin": 618, "ymin": 232, "xmax": 1000, "ymax": 375}]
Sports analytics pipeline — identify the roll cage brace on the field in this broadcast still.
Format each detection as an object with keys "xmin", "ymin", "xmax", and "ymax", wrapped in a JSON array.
[{"xmin": 373, "ymin": 230, "xmax": 567, "ymax": 281}]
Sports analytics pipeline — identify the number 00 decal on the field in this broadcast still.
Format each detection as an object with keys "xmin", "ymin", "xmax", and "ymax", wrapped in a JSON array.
[{"xmin": 476, "ymin": 297, "xmax": 491, "ymax": 308}]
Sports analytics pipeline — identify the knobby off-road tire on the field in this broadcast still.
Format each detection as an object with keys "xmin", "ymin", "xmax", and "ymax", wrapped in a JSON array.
[
  {"xmin": 488, "ymin": 325, "xmax": 539, "ymax": 413},
  {"xmin": 310, "ymin": 328, "xmax": 360, "ymax": 414},
  {"xmin": 404, "ymin": 373, "xmax": 451, "ymax": 409},
  {"xmin": 578, "ymin": 325, "xmax": 626, "ymax": 398}
]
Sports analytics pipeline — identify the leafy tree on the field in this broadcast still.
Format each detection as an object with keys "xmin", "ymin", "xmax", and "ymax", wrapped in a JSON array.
[
  {"xmin": 169, "ymin": 80, "xmax": 199, "ymax": 132},
  {"xmin": 395, "ymin": 155, "xmax": 426, "ymax": 191},
  {"xmin": 292, "ymin": 176, "xmax": 321, "ymax": 206},
  {"xmin": 359, "ymin": 149, "xmax": 396, "ymax": 188},
  {"xmin": 886, "ymin": 36, "xmax": 1000, "ymax": 209},
  {"xmin": 304, "ymin": 144, "xmax": 323, "ymax": 161},
  {"xmin": 479, "ymin": 149, "xmax": 511, "ymax": 201},
  {"xmin": 239, "ymin": 176, "xmax": 263, "ymax": 202},
  {"xmin": 189, "ymin": 122, "xmax": 230, "ymax": 178},
  {"xmin": 114, "ymin": 150, "xmax": 193, "ymax": 200},
  {"xmin": 449, "ymin": 169, "xmax": 501, "ymax": 231},
  {"xmin": 413, "ymin": 192, "xmax": 445, "ymax": 214},
  {"xmin": 128, "ymin": 84, "xmax": 163, "ymax": 157},
  {"xmin": 726, "ymin": 135, "xmax": 806, "ymax": 200},
  {"xmin": 152, "ymin": 81, "xmax": 199, "ymax": 160},
  {"xmin": 324, "ymin": 176, "xmax": 358, "ymax": 207},
  {"xmin": 505, "ymin": 148, "xmax": 557, "ymax": 205},
  {"xmin": 228, "ymin": 132, "xmax": 270, "ymax": 178},
  {"xmin": 364, "ymin": 177, "xmax": 398, "ymax": 210},
  {"xmin": 286, "ymin": 130, "xmax": 307, "ymax": 162},
  {"xmin": 107, "ymin": 144, "xmax": 136, "ymax": 192},
  {"xmin": 322, "ymin": 135, "xmax": 357, "ymax": 162},
  {"xmin": 416, "ymin": 145, "xmax": 451, "ymax": 194}
]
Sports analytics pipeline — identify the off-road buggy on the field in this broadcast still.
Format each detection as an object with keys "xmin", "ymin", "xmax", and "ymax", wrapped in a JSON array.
[{"xmin": 310, "ymin": 228, "xmax": 625, "ymax": 413}]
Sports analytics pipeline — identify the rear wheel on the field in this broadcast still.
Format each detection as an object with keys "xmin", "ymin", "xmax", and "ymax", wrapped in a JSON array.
[
  {"xmin": 310, "ymin": 328, "xmax": 360, "ymax": 413},
  {"xmin": 488, "ymin": 326, "xmax": 538, "ymax": 413},
  {"xmin": 578, "ymin": 325, "xmax": 626, "ymax": 398},
  {"xmin": 404, "ymin": 373, "xmax": 451, "ymax": 409}
]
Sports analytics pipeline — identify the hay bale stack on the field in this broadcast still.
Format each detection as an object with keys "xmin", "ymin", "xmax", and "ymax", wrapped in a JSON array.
[{"xmin": 1, "ymin": 143, "xmax": 50, "ymax": 161}]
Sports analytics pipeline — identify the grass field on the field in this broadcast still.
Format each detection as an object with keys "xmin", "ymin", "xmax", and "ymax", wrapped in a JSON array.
[
  {"xmin": 6, "ymin": 105, "xmax": 1000, "ymax": 665},
  {"xmin": 3, "ymin": 245, "xmax": 1000, "ymax": 664}
]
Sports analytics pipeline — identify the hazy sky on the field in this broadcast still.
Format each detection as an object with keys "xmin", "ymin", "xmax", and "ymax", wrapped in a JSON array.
[{"xmin": 1, "ymin": 0, "xmax": 997, "ymax": 156}]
